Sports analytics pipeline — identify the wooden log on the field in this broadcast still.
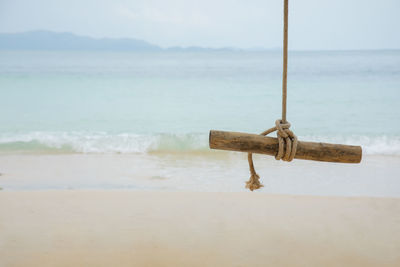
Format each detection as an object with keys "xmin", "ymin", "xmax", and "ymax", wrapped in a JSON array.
[{"xmin": 209, "ymin": 130, "xmax": 362, "ymax": 163}]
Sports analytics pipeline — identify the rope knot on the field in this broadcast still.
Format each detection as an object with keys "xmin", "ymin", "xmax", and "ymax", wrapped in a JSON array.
[
  {"xmin": 274, "ymin": 120, "xmax": 298, "ymax": 162},
  {"xmin": 246, "ymin": 119, "xmax": 298, "ymax": 191},
  {"xmin": 275, "ymin": 120, "xmax": 290, "ymax": 138}
]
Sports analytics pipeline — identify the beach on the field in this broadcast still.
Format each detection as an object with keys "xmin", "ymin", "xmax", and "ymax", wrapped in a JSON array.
[
  {"xmin": 1, "ymin": 49, "xmax": 399, "ymax": 266},
  {"xmin": 1, "ymin": 191, "xmax": 400, "ymax": 267},
  {"xmin": 1, "ymin": 153, "xmax": 400, "ymax": 266}
]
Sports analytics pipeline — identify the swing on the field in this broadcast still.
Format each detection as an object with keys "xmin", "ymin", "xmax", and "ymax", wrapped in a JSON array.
[{"xmin": 209, "ymin": 0, "xmax": 362, "ymax": 191}]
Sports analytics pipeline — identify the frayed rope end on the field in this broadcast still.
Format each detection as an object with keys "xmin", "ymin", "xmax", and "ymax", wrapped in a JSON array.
[{"xmin": 245, "ymin": 173, "xmax": 264, "ymax": 191}]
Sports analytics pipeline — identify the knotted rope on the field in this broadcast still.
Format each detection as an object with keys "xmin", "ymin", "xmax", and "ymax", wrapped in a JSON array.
[
  {"xmin": 246, "ymin": 0, "xmax": 297, "ymax": 191},
  {"xmin": 246, "ymin": 120, "xmax": 298, "ymax": 191}
]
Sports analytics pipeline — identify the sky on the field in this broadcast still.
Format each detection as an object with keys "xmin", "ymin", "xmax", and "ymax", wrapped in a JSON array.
[{"xmin": 0, "ymin": 0, "xmax": 399, "ymax": 50}]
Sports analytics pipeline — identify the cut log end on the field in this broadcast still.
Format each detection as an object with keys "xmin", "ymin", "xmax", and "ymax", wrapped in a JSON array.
[{"xmin": 209, "ymin": 130, "xmax": 362, "ymax": 164}]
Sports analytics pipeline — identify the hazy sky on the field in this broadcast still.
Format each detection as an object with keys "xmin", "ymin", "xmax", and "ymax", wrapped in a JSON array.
[{"xmin": 0, "ymin": 0, "xmax": 399, "ymax": 50}]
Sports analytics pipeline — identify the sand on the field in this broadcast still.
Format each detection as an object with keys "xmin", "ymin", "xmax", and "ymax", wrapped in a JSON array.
[
  {"xmin": 1, "ymin": 191, "xmax": 400, "ymax": 266},
  {"xmin": 1, "ymin": 153, "xmax": 400, "ymax": 196}
]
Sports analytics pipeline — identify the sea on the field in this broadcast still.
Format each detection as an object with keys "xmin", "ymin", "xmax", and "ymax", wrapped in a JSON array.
[{"xmin": 0, "ymin": 50, "xmax": 399, "ymax": 195}]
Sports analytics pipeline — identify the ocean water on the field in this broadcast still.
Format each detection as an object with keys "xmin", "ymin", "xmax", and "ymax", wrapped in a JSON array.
[
  {"xmin": 0, "ymin": 50, "xmax": 399, "ymax": 155},
  {"xmin": 1, "ymin": 50, "xmax": 400, "ymax": 195}
]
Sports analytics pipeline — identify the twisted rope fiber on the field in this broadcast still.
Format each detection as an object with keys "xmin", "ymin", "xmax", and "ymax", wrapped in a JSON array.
[
  {"xmin": 246, "ymin": 120, "xmax": 298, "ymax": 191},
  {"xmin": 246, "ymin": 0, "xmax": 297, "ymax": 191}
]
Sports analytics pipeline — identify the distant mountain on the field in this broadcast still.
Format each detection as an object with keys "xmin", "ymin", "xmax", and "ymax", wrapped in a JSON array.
[
  {"xmin": 0, "ymin": 31, "xmax": 243, "ymax": 51},
  {"xmin": 166, "ymin": 46, "xmax": 241, "ymax": 52},
  {"xmin": 0, "ymin": 31, "xmax": 161, "ymax": 51}
]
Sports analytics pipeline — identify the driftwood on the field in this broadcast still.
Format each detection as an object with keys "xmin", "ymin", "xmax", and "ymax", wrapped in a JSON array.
[{"xmin": 209, "ymin": 130, "xmax": 362, "ymax": 163}]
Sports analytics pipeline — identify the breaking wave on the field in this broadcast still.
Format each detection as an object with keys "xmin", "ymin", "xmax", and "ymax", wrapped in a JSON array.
[{"xmin": 0, "ymin": 131, "xmax": 399, "ymax": 156}]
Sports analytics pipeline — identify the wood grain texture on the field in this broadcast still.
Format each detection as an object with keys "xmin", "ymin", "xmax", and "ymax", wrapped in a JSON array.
[{"xmin": 209, "ymin": 130, "xmax": 362, "ymax": 163}]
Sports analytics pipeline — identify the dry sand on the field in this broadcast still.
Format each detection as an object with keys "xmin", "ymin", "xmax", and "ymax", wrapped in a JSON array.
[{"xmin": 1, "ymin": 191, "xmax": 400, "ymax": 266}]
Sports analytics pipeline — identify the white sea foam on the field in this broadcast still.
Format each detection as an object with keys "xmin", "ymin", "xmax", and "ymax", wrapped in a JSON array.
[
  {"xmin": 0, "ymin": 131, "xmax": 399, "ymax": 156},
  {"xmin": 300, "ymin": 135, "xmax": 400, "ymax": 156},
  {"xmin": 0, "ymin": 132, "xmax": 208, "ymax": 153}
]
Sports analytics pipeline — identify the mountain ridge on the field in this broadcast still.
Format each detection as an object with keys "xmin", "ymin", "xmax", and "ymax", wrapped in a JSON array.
[{"xmin": 0, "ymin": 30, "xmax": 246, "ymax": 51}]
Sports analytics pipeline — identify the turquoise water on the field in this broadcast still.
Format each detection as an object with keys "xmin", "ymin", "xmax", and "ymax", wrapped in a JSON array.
[{"xmin": 1, "ymin": 50, "xmax": 399, "ymax": 154}]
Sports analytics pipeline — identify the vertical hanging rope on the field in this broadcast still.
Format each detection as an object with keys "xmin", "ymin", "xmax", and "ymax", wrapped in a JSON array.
[
  {"xmin": 282, "ymin": 0, "xmax": 289, "ymax": 123},
  {"xmin": 246, "ymin": 0, "xmax": 298, "ymax": 191}
]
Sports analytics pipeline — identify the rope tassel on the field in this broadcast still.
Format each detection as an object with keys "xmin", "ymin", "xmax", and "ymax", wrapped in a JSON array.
[{"xmin": 246, "ymin": 153, "xmax": 263, "ymax": 191}]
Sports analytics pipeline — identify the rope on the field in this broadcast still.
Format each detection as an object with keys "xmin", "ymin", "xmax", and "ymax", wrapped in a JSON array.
[
  {"xmin": 282, "ymin": 0, "xmax": 288, "ymax": 123},
  {"xmin": 246, "ymin": 0, "xmax": 297, "ymax": 191}
]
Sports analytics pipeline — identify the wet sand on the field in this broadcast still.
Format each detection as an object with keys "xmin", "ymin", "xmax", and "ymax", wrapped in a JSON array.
[
  {"xmin": 1, "ymin": 191, "xmax": 400, "ymax": 266},
  {"xmin": 1, "ymin": 153, "xmax": 400, "ymax": 196}
]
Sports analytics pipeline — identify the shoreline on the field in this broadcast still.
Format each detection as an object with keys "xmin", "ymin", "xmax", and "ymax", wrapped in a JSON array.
[{"xmin": 0, "ymin": 153, "xmax": 399, "ymax": 197}]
